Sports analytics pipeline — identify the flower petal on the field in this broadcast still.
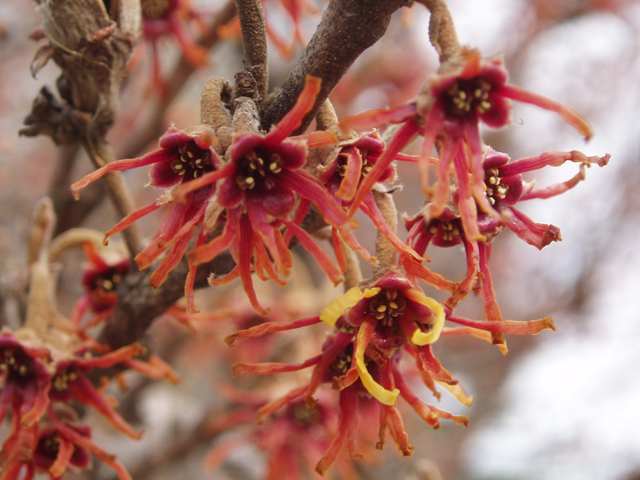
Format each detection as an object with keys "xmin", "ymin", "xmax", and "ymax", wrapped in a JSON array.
[
  {"xmin": 320, "ymin": 287, "xmax": 381, "ymax": 326},
  {"xmin": 354, "ymin": 319, "xmax": 399, "ymax": 406}
]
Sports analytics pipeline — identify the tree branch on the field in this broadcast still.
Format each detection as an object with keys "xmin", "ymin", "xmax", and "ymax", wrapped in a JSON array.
[
  {"xmin": 260, "ymin": 0, "xmax": 412, "ymax": 133},
  {"xmin": 235, "ymin": 0, "xmax": 269, "ymax": 102},
  {"xmin": 99, "ymin": 252, "xmax": 235, "ymax": 349}
]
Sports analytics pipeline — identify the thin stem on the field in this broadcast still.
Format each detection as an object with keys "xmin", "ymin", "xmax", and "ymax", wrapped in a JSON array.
[
  {"xmin": 416, "ymin": 0, "xmax": 461, "ymax": 63},
  {"xmin": 47, "ymin": 144, "xmax": 81, "ymax": 230},
  {"xmin": 371, "ymin": 188, "xmax": 399, "ymax": 280},
  {"xmin": 48, "ymin": 228, "xmax": 109, "ymax": 264},
  {"xmin": 235, "ymin": 0, "xmax": 269, "ymax": 101},
  {"xmin": 343, "ymin": 242, "xmax": 363, "ymax": 290}
]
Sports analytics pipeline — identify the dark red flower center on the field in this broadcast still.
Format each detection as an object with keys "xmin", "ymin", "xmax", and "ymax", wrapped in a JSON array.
[
  {"xmin": 429, "ymin": 219, "xmax": 462, "ymax": 243},
  {"xmin": 89, "ymin": 267, "xmax": 125, "ymax": 294},
  {"xmin": 484, "ymin": 167, "xmax": 508, "ymax": 205},
  {"xmin": 235, "ymin": 151, "xmax": 283, "ymax": 192},
  {"xmin": 141, "ymin": 0, "xmax": 171, "ymax": 20},
  {"xmin": 170, "ymin": 142, "xmax": 214, "ymax": 180},
  {"xmin": 336, "ymin": 154, "xmax": 373, "ymax": 179},
  {"xmin": 52, "ymin": 368, "xmax": 79, "ymax": 392},
  {"xmin": 446, "ymin": 78, "xmax": 493, "ymax": 117},
  {"xmin": 39, "ymin": 433, "xmax": 60, "ymax": 457},
  {"xmin": 369, "ymin": 290, "xmax": 406, "ymax": 328},
  {"xmin": 0, "ymin": 347, "xmax": 35, "ymax": 383},
  {"xmin": 330, "ymin": 343, "xmax": 353, "ymax": 374}
]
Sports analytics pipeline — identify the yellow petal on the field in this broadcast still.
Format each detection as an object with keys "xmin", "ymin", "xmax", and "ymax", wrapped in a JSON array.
[
  {"xmin": 355, "ymin": 355, "xmax": 399, "ymax": 406},
  {"xmin": 404, "ymin": 289, "xmax": 445, "ymax": 345},
  {"xmin": 320, "ymin": 287, "xmax": 381, "ymax": 326}
]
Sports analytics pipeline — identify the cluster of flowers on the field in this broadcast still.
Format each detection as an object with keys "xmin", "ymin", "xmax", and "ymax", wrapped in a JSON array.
[
  {"xmin": 0, "ymin": 201, "xmax": 178, "ymax": 480},
  {"xmin": 66, "ymin": 34, "xmax": 609, "ymax": 475}
]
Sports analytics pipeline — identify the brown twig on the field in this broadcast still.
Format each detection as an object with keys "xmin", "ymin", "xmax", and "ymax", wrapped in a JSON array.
[
  {"xmin": 416, "ymin": 0, "xmax": 461, "ymax": 63},
  {"xmin": 47, "ymin": 144, "xmax": 81, "ymax": 219},
  {"xmin": 99, "ymin": 251, "xmax": 236, "ymax": 349},
  {"xmin": 370, "ymin": 186, "xmax": 399, "ymax": 282},
  {"xmin": 260, "ymin": 0, "xmax": 412, "ymax": 133},
  {"xmin": 235, "ymin": 0, "xmax": 269, "ymax": 102}
]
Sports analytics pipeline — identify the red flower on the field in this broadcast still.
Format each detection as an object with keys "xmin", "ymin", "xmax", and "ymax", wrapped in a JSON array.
[
  {"xmin": 70, "ymin": 242, "xmax": 130, "ymax": 331},
  {"xmin": 49, "ymin": 343, "xmax": 153, "ymax": 440},
  {"xmin": 180, "ymin": 76, "xmax": 359, "ymax": 313},
  {"xmin": 317, "ymin": 132, "xmax": 425, "ymax": 267},
  {"xmin": 473, "ymin": 148, "xmax": 610, "ymax": 247},
  {"xmin": 339, "ymin": 48, "xmax": 594, "ymax": 221},
  {"xmin": 33, "ymin": 421, "xmax": 92, "ymax": 477},
  {"xmin": 27, "ymin": 407, "xmax": 132, "ymax": 480},
  {"xmin": 205, "ymin": 393, "xmax": 367, "ymax": 480},
  {"xmin": 72, "ymin": 125, "xmax": 223, "ymax": 306},
  {"xmin": 402, "ymin": 148, "xmax": 607, "ymax": 345},
  {"xmin": 0, "ymin": 329, "xmax": 51, "ymax": 430},
  {"xmin": 226, "ymin": 271, "xmax": 466, "ymax": 471}
]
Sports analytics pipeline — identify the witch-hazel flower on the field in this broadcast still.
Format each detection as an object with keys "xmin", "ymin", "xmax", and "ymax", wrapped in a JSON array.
[
  {"xmin": 404, "ymin": 147, "xmax": 607, "ymax": 346},
  {"xmin": 313, "ymin": 110, "xmax": 427, "ymax": 270},
  {"xmin": 339, "ymin": 47, "xmax": 594, "ymax": 225},
  {"xmin": 72, "ymin": 125, "xmax": 224, "ymax": 304},
  {"xmin": 225, "ymin": 269, "xmax": 468, "ymax": 473},
  {"xmin": 179, "ymin": 76, "xmax": 364, "ymax": 313}
]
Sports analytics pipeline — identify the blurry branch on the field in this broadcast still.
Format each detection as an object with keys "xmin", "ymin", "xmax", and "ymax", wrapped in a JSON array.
[
  {"xmin": 100, "ymin": 251, "xmax": 235, "ymax": 349},
  {"xmin": 261, "ymin": 0, "xmax": 413, "ymax": 133},
  {"xmin": 46, "ymin": 145, "xmax": 85, "ymax": 235},
  {"xmin": 83, "ymin": 137, "xmax": 144, "ymax": 257}
]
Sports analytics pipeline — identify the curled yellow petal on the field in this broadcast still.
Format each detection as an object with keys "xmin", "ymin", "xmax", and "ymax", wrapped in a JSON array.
[
  {"xmin": 320, "ymin": 287, "xmax": 381, "ymax": 326},
  {"xmin": 403, "ymin": 289, "xmax": 445, "ymax": 345},
  {"xmin": 355, "ymin": 355, "xmax": 399, "ymax": 406}
]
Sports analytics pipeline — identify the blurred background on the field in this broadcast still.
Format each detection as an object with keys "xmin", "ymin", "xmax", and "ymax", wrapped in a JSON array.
[{"xmin": 0, "ymin": 0, "xmax": 639, "ymax": 479}]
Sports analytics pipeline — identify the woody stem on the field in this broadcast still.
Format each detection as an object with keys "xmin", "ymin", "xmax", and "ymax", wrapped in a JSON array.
[
  {"xmin": 261, "ymin": 0, "xmax": 411, "ymax": 133},
  {"xmin": 371, "ymin": 188, "xmax": 399, "ymax": 279},
  {"xmin": 235, "ymin": 0, "xmax": 269, "ymax": 102},
  {"xmin": 416, "ymin": 0, "xmax": 461, "ymax": 63}
]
